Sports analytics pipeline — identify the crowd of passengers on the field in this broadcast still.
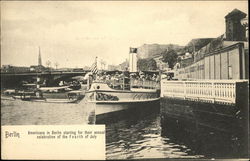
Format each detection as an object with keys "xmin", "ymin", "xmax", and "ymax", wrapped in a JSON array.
[{"xmin": 94, "ymin": 71, "xmax": 160, "ymax": 83}]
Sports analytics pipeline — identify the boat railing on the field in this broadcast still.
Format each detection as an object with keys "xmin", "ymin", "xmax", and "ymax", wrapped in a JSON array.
[
  {"xmin": 104, "ymin": 78, "xmax": 130, "ymax": 90},
  {"xmin": 130, "ymin": 79, "xmax": 159, "ymax": 89},
  {"xmin": 96, "ymin": 78, "xmax": 159, "ymax": 90}
]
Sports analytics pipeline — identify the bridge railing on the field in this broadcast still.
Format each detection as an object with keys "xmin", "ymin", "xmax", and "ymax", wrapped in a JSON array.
[{"xmin": 161, "ymin": 80, "xmax": 248, "ymax": 104}]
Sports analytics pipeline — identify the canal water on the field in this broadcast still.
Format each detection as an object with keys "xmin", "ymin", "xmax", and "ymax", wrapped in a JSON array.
[{"xmin": 1, "ymin": 97, "xmax": 247, "ymax": 159}]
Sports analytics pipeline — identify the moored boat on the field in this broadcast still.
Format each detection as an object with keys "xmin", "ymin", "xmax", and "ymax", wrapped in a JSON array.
[
  {"xmin": 2, "ymin": 86, "xmax": 85, "ymax": 103},
  {"xmin": 85, "ymin": 73, "xmax": 160, "ymax": 115},
  {"xmin": 86, "ymin": 81, "xmax": 160, "ymax": 104}
]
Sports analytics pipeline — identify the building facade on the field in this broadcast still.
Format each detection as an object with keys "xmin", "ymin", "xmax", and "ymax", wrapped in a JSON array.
[
  {"xmin": 174, "ymin": 9, "xmax": 248, "ymax": 80},
  {"xmin": 175, "ymin": 42, "xmax": 248, "ymax": 80}
]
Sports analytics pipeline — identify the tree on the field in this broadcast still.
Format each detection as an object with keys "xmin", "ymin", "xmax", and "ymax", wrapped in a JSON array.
[
  {"xmin": 177, "ymin": 57, "xmax": 182, "ymax": 63},
  {"xmin": 162, "ymin": 49, "xmax": 178, "ymax": 69},
  {"xmin": 137, "ymin": 58, "xmax": 157, "ymax": 71}
]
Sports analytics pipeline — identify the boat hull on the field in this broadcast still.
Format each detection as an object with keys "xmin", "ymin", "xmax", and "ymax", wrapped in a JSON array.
[
  {"xmin": 89, "ymin": 99, "xmax": 160, "ymax": 118},
  {"xmin": 86, "ymin": 89, "xmax": 160, "ymax": 104},
  {"xmin": 2, "ymin": 95, "xmax": 84, "ymax": 103},
  {"xmin": 85, "ymin": 82, "xmax": 160, "ymax": 115}
]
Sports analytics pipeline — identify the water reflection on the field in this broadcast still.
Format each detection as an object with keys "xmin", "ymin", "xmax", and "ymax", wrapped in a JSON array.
[
  {"xmin": 101, "ymin": 101, "xmax": 248, "ymax": 159},
  {"xmin": 161, "ymin": 115, "xmax": 248, "ymax": 159},
  {"xmin": 1, "ymin": 97, "xmax": 94, "ymax": 125},
  {"xmin": 1, "ymin": 96, "xmax": 248, "ymax": 159},
  {"xmin": 102, "ymin": 103, "xmax": 202, "ymax": 159}
]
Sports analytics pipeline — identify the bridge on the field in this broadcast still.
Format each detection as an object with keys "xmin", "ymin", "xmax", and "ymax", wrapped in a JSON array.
[
  {"xmin": 1, "ymin": 70, "xmax": 89, "ymax": 77},
  {"xmin": 1, "ymin": 70, "xmax": 90, "ymax": 88}
]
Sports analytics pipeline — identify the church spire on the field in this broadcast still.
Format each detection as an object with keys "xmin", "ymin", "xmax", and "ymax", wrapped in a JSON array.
[{"xmin": 38, "ymin": 46, "xmax": 42, "ymax": 66}]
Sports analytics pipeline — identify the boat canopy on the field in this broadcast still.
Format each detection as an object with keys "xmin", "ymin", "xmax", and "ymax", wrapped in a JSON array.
[
  {"xmin": 102, "ymin": 70, "xmax": 123, "ymax": 75},
  {"xmin": 95, "ymin": 70, "xmax": 160, "ymax": 76}
]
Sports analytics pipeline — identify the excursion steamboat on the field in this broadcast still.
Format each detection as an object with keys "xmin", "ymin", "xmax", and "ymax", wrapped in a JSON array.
[
  {"xmin": 84, "ymin": 47, "xmax": 161, "ymax": 116},
  {"xmin": 85, "ymin": 71, "xmax": 161, "ymax": 115}
]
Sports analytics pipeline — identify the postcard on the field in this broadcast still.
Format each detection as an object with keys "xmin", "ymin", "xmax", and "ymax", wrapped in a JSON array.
[{"xmin": 1, "ymin": 1, "xmax": 249, "ymax": 160}]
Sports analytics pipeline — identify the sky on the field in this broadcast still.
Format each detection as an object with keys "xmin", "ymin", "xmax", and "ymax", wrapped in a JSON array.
[{"xmin": 1, "ymin": 1, "xmax": 248, "ymax": 68}]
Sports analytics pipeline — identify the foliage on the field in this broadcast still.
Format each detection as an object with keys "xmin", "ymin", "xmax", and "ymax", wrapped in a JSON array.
[
  {"xmin": 162, "ymin": 49, "xmax": 178, "ymax": 69},
  {"xmin": 177, "ymin": 57, "xmax": 182, "ymax": 63},
  {"xmin": 137, "ymin": 58, "xmax": 157, "ymax": 71}
]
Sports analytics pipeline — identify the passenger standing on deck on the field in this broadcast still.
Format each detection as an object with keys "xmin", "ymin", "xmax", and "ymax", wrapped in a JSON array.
[
  {"xmin": 123, "ymin": 68, "xmax": 130, "ymax": 90},
  {"xmin": 102, "ymin": 72, "xmax": 107, "ymax": 81},
  {"xmin": 152, "ymin": 74, "xmax": 156, "ymax": 81},
  {"xmin": 88, "ymin": 73, "xmax": 93, "ymax": 90},
  {"xmin": 124, "ymin": 68, "xmax": 130, "ymax": 78},
  {"xmin": 156, "ymin": 75, "xmax": 160, "ymax": 82},
  {"xmin": 106, "ymin": 74, "xmax": 111, "ymax": 81}
]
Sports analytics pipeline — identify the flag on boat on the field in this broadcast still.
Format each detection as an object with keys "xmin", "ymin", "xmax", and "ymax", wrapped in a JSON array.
[
  {"xmin": 129, "ymin": 47, "xmax": 137, "ymax": 53},
  {"xmin": 90, "ymin": 57, "xmax": 98, "ymax": 74}
]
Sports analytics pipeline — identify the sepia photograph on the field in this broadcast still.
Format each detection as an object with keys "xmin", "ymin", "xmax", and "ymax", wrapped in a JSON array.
[{"xmin": 1, "ymin": 1, "xmax": 249, "ymax": 160}]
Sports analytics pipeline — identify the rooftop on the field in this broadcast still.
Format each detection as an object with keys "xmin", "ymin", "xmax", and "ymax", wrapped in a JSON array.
[{"xmin": 225, "ymin": 8, "xmax": 247, "ymax": 19}]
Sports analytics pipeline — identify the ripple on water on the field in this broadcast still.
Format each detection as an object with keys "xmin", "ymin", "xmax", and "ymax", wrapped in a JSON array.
[
  {"xmin": 1, "ymin": 97, "xmax": 95, "ymax": 125},
  {"xmin": 105, "ymin": 108, "xmax": 202, "ymax": 160}
]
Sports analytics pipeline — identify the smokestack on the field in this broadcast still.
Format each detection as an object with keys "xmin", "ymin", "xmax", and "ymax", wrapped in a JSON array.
[{"xmin": 129, "ymin": 47, "xmax": 137, "ymax": 72}]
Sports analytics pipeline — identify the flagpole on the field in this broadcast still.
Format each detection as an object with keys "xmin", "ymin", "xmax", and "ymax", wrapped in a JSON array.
[
  {"xmin": 94, "ymin": 56, "xmax": 98, "ymax": 80},
  {"xmin": 95, "ymin": 56, "xmax": 98, "ymax": 70}
]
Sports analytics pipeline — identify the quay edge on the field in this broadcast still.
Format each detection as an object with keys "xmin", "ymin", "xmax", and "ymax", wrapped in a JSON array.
[{"xmin": 160, "ymin": 80, "xmax": 249, "ymax": 157}]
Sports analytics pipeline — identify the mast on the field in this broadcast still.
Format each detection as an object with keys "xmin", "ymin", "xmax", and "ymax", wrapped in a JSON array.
[{"xmin": 37, "ymin": 46, "xmax": 42, "ymax": 89}]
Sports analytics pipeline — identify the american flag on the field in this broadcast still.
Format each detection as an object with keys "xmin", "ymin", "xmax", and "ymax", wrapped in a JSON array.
[{"xmin": 90, "ymin": 57, "xmax": 98, "ymax": 74}]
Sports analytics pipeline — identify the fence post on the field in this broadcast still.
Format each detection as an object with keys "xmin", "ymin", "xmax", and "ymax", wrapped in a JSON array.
[
  {"xmin": 184, "ymin": 81, "xmax": 186, "ymax": 100},
  {"xmin": 232, "ymin": 83, "xmax": 235, "ymax": 99},
  {"xmin": 212, "ymin": 82, "xmax": 215, "ymax": 103}
]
